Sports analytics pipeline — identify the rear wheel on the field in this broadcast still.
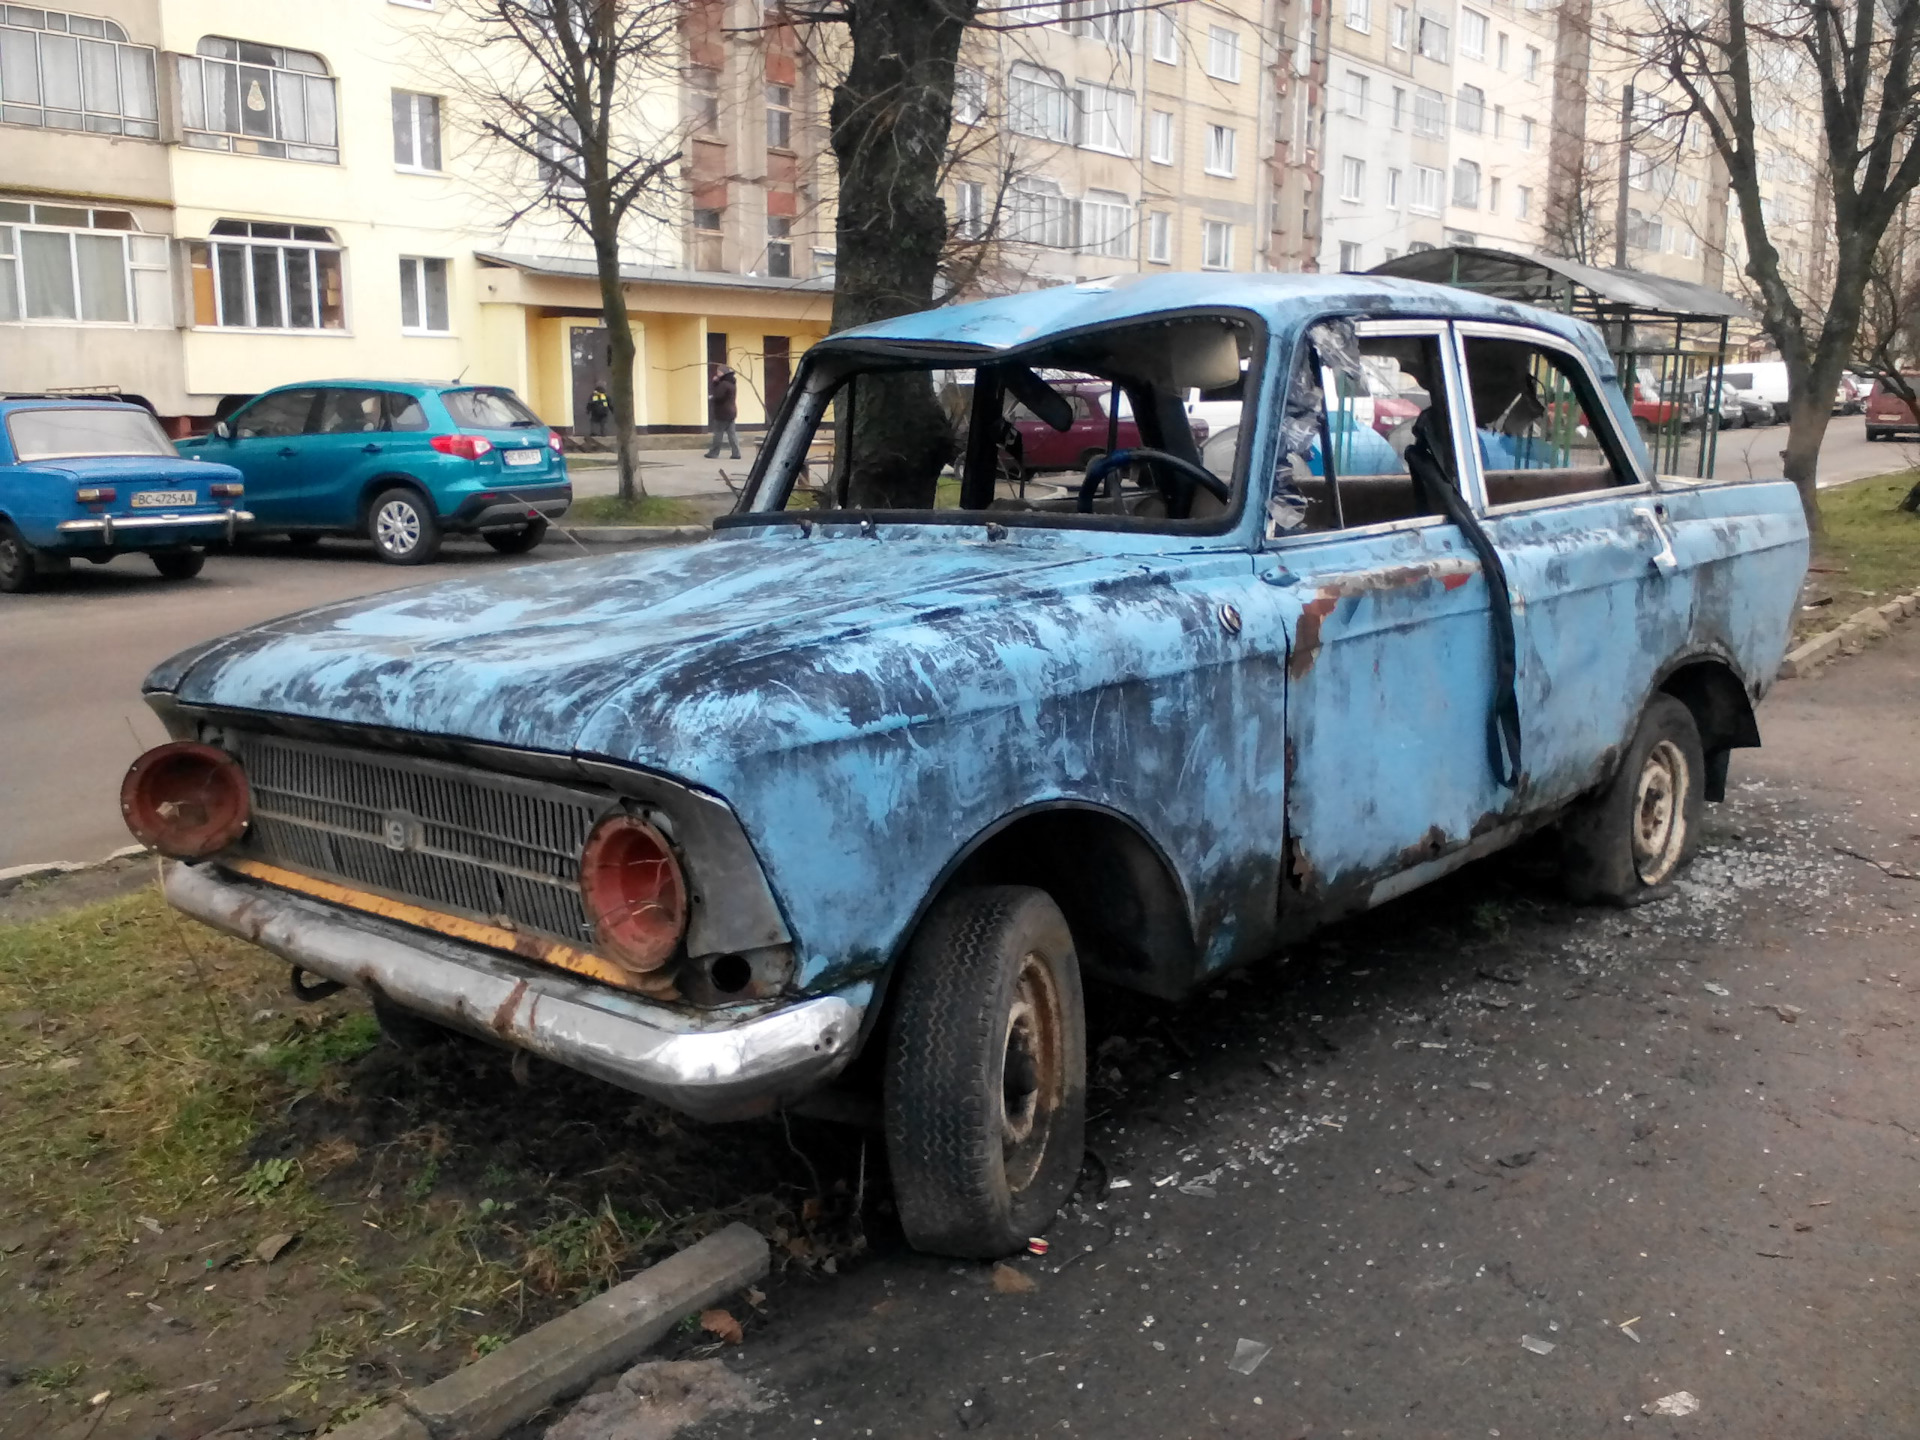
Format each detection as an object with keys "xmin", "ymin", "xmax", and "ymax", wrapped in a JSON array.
[
  {"xmin": 0, "ymin": 522, "xmax": 40, "ymax": 594},
  {"xmin": 368, "ymin": 488, "xmax": 442, "ymax": 565},
  {"xmin": 483, "ymin": 519, "xmax": 548, "ymax": 554},
  {"xmin": 1866, "ymin": 427, "xmax": 1887, "ymax": 442},
  {"xmin": 152, "ymin": 549, "xmax": 205, "ymax": 581},
  {"xmin": 884, "ymin": 885, "xmax": 1086, "ymax": 1258},
  {"xmin": 1561, "ymin": 694, "xmax": 1705, "ymax": 904}
]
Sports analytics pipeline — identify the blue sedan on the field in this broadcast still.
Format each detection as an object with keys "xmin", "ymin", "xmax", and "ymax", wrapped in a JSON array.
[{"xmin": 0, "ymin": 399, "xmax": 250, "ymax": 593}]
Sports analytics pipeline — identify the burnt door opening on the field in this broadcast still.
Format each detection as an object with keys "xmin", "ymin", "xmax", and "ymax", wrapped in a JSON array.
[
  {"xmin": 570, "ymin": 326, "xmax": 611, "ymax": 438},
  {"xmin": 763, "ymin": 336, "xmax": 791, "ymax": 418}
]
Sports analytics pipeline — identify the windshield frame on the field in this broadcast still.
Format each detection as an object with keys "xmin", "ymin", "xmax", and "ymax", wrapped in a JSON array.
[
  {"xmin": 720, "ymin": 306, "xmax": 1270, "ymax": 538},
  {"xmin": 5, "ymin": 404, "xmax": 179, "ymax": 463}
]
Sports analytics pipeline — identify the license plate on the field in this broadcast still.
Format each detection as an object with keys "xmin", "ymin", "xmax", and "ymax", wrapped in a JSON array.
[
  {"xmin": 502, "ymin": 449, "xmax": 543, "ymax": 467},
  {"xmin": 132, "ymin": 490, "xmax": 197, "ymax": 508}
]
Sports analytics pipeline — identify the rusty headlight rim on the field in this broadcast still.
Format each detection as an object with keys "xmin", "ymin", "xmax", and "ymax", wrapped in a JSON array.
[
  {"xmin": 120, "ymin": 741, "xmax": 251, "ymax": 859},
  {"xmin": 579, "ymin": 811, "xmax": 688, "ymax": 975}
]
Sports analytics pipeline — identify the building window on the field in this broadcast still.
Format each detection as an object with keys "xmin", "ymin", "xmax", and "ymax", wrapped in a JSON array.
[
  {"xmin": 1201, "ymin": 218, "xmax": 1233, "ymax": 269},
  {"xmin": 1460, "ymin": 8, "xmax": 1488, "ymax": 57},
  {"xmin": 1516, "ymin": 184, "xmax": 1532, "ymax": 219},
  {"xmin": 1452, "ymin": 158, "xmax": 1481, "ymax": 208},
  {"xmin": 178, "ymin": 36, "xmax": 337, "ymax": 163},
  {"xmin": 398, "ymin": 256, "xmax": 449, "ymax": 333},
  {"xmin": 1445, "ymin": 228, "xmax": 1477, "ymax": 246},
  {"xmin": 1079, "ymin": 189, "xmax": 1133, "ymax": 258},
  {"xmin": 187, "ymin": 220, "xmax": 344, "ymax": 330},
  {"xmin": 391, "ymin": 90, "xmax": 440, "ymax": 170},
  {"xmin": 1009, "ymin": 177, "xmax": 1072, "ymax": 247},
  {"xmin": 765, "ymin": 216, "xmax": 791, "ymax": 277},
  {"xmin": 0, "ymin": 201, "xmax": 168, "ymax": 325},
  {"xmin": 1523, "ymin": 44, "xmax": 1539, "ymax": 80},
  {"xmin": 1411, "ymin": 164, "xmax": 1443, "ymax": 213},
  {"xmin": 1626, "ymin": 206, "xmax": 1667, "ymax": 251},
  {"xmin": 1008, "ymin": 62, "xmax": 1069, "ymax": 141},
  {"xmin": 1488, "ymin": 177, "xmax": 1501, "ymax": 212},
  {"xmin": 1151, "ymin": 8, "xmax": 1179, "ymax": 62},
  {"xmin": 0, "ymin": 8, "xmax": 158, "ymax": 137},
  {"xmin": 1413, "ymin": 87, "xmax": 1445, "ymax": 137},
  {"xmin": 1070, "ymin": 0, "xmax": 1136, "ymax": 48},
  {"xmin": 537, "ymin": 115, "xmax": 583, "ymax": 195},
  {"xmin": 1149, "ymin": 109, "xmax": 1174, "ymax": 164},
  {"xmin": 955, "ymin": 180, "xmax": 985, "ymax": 239},
  {"xmin": 954, "ymin": 66, "xmax": 985, "ymax": 125},
  {"xmin": 1520, "ymin": 115, "xmax": 1535, "ymax": 149},
  {"xmin": 1147, "ymin": 209, "xmax": 1172, "ymax": 263},
  {"xmin": 1204, "ymin": 123, "xmax": 1236, "ymax": 176},
  {"xmin": 1628, "ymin": 150, "xmax": 1651, "ymax": 190},
  {"xmin": 1344, "ymin": 69, "xmax": 1368, "ymax": 117},
  {"xmin": 1386, "ymin": 167, "xmax": 1402, "ymax": 207},
  {"xmin": 1391, "ymin": 86, "xmax": 1405, "ymax": 128},
  {"xmin": 1076, "ymin": 81, "xmax": 1133, "ymax": 155},
  {"xmin": 1455, "ymin": 84, "xmax": 1484, "ymax": 133},
  {"xmin": 1492, "ymin": 103, "xmax": 1504, "ymax": 137},
  {"xmin": 766, "ymin": 83, "xmax": 792, "ymax": 149},
  {"xmin": 1496, "ymin": 31, "xmax": 1509, "ymax": 68},
  {"xmin": 1205, "ymin": 26, "xmax": 1240, "ymax": 82},
  {"xmin": 1340, "ymin": 155, "xmax": 1364, "ymax": 202},
  {"xmin": 1416, "ymin": 14, "xmax": 1449, "ymax": 61},
  {"xmin": 1390, "ymin": 5, "xmax": 1409, "ymax": 47},
  {"xmin": 1346, "ymin": 0, "xmax": 1371, "ymax": 32},
  {"xmin": 689, "ymin": 65, "xmax": 718, "ymax": 133},
  {"xmin": 1339, "ymin": 240, "xmax": 1363, "ymax": 271}
]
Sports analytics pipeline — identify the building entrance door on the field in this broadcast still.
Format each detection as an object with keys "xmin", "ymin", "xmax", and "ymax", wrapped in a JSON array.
[{"xmin": 570, "ymin": 326, "xmax": 610, "ymax": 438}]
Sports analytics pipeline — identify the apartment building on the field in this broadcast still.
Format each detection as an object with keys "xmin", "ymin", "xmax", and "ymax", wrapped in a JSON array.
[
  {"xmin": 1319, "ymin": 0, "xmax": 1553, "ymax": 271},
  {"xmin": 0, "ymin": 0, "xmax": 834, "ymax": 432},
  {"xmin": 938, "ymin": 0, "xmax": 1313, "ymax": 295}
]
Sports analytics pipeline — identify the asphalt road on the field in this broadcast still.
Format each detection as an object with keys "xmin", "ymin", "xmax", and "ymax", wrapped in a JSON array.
[{"xmin": 1, "ymin": 418, "xmax": 1911, "ymax": 870}]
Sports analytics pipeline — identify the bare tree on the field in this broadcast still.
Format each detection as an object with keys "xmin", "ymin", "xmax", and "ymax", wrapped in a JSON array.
[
  {"xmin": 1542, "ymin": 138, "xmax": 1616, "ymax": 265},
  {"xmin": 1622, "ymin": 0, "xmax": 1920, "ymax": 527},
  {"xmin": 434, "ymin": 0, "xmax": 682, "ymax": 502}
]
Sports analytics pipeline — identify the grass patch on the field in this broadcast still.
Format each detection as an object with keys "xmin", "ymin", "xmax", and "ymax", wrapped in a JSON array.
[
  {"xmin": 565, "ymin": 494, "xmax": 703, "ymax": 526},
  {"xmin": 1800, "ymin": 469, "xmax": 1920, "ymax": 640}
]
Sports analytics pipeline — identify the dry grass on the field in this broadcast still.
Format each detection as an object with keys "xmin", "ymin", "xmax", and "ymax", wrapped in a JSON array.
[{"xmin": 1796, "ymin": 469, "xmax": 1920, "ymax": 641}]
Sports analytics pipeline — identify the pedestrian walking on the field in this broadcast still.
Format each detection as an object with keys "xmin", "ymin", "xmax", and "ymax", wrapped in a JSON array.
[
  {"xmin": 585, "ymin": 384, "xmax": 611, "ymax": 441},
  {"xmin": 705, "ymin": 363, "xmax": 740, "ymax": 460}
]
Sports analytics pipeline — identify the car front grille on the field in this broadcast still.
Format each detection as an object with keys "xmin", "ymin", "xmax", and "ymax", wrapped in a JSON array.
[{"xmin": 233, "ymin": 732, "xmax": 607, "ymax": 945}]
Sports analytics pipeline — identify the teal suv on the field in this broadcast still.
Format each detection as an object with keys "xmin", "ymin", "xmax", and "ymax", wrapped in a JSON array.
[{"xmin": 181, "ymin": 382, "xmax": 571, "ymax": 564}]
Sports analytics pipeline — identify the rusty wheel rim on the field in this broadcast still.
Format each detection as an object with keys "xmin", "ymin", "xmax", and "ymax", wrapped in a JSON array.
[
  {"xmin": 1000, "ymin": 949, "xmax": 1065, "ymax": 1194},
  {"xmin": 0, "ymin": 532, "xmax": 26, "ymax": 588},
  {"xmin": 1632, "ymin": 738, "xmax": 1689, "ymax": 885}
]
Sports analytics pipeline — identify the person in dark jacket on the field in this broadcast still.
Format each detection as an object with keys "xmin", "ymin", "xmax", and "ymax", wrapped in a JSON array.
[
  {"xmin": 705, "ymin": 363, "xmax": 740, "ymax": 459},
  {"xmin": 585, "ymin": 384, "xmax": 611, "ymax": 439}
]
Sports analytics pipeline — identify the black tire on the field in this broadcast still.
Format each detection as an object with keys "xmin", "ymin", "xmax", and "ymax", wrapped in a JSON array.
[
  {"xmin": 152, "ymin": 549, "xmax": 205, "ymax": 581},
  {"xmin": 1561, "ymin": 693, "xmax": 1706, "ymax": 904},
  {"xmin": 1866, "ymin": 428, "xmax": 1886, "ymax": 442},
  {"xmin": 483, "ymin": 519, "xmax": 548, "ymax": 554},
  {"xmin": 0, "ymin": 522, "xmax": 39, "ymax": 594},
  {"xmin": 285, "ymin": 530, "xmax": 323, "ymax": 549},
  {"xmin": 367, "ymin": 487, "xmax": 442, "ymax": 565},
  {"xmin": 884, "ymin": 885, "xmax": 1086, "ymax": 1258},
  {"xmin": 371, "ymin": 997, "xmax": 459, "ymax": 1051}
]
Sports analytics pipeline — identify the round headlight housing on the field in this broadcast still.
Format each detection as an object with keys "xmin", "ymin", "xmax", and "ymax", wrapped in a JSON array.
[
  {"xmin": 579, "ymin": 813, "xmax": 687, "ymax": 974},
  {"xmin": 120, "ymin": 742, "xmax": 251, "ymax": 858}
]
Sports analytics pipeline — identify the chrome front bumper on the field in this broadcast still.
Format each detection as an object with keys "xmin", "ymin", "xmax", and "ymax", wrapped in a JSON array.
[{"xmin": 165, "ymin": 861, "xmax": 859, "ymax": 1121}]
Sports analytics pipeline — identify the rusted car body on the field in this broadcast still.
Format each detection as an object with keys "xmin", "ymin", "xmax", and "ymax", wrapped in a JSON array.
[{"xmin": 134, "ymin": 273, "xmax": 1807, "ymax": 1256}]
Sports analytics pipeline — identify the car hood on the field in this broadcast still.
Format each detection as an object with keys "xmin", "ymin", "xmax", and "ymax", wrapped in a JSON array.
[
  {"xmin": 26, "ymin": 454, "xmax": 245, "ymax": 484},
  {"xmin": 153, "ymin": 530, "xmax": 1141, "ymax": 763}
]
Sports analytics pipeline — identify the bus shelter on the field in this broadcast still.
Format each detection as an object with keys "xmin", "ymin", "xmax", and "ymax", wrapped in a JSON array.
[{"xmin": 1369, "ymin": 246, "xmax": 1748, "ymax": 478}]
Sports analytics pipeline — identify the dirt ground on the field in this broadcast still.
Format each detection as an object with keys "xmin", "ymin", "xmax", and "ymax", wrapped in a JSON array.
[{"xmin": 6, "ymin": 628, "xmax": 1919, "ymax": 1440}]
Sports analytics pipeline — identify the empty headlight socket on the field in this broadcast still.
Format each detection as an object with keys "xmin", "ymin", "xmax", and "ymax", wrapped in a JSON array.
[{"xmin": 679, "ymin": 944, "xmax": 797, "ymax": 1007}]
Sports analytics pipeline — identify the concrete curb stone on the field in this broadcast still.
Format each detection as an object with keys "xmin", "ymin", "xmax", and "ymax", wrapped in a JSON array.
[
  {"xmin": 0, "ymin": 844, "xmax": 147, "ymax": 898},
  {"xmin": 323, "ymin": 1223, "xmax": 769, "ymax": 1440},
  {"xmin": 1779, "ymin": 586, "xmax": 1920, "ymax": 679}
]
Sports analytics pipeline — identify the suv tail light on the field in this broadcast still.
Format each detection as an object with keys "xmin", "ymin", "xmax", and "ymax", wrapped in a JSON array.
[
  {"xmin": 431, "ymin": 434, "xmax": 494, "ymax": 460},
  {"xmin": 579, "ymin": 814, "xmax": 687, "ymax": 974},
  {"xmin": 121, "ymin": 742, "xmax": 251, "ymax": 857},
  {"xmin": 548, "ymin": 431, "xmax": 563, "ymax": 453}
]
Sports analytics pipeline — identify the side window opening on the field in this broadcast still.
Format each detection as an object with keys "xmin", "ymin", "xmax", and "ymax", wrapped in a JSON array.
[{"xmin": 1461, "ymin": 336, "xmax": 1634, "ymax": 506}]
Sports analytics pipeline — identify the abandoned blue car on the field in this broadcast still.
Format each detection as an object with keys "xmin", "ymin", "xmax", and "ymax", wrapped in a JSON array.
[{"xmin": 131, "ymin": 273, "xmax": 1808, "ymax": 1257}]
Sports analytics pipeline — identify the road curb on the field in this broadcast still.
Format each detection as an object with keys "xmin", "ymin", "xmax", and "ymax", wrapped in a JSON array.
[
  {"xmin": 0, "ymin": 844, "xmax": 147, "ymax": 898},
  {"xmin": 322, "ymin": 1223, "xmax": 769, "ymax": 1440},
  {"xmin": 559, "ymin": 524, "xmax": 711, "ymax": 544},
  {"xmin": 1780, "ymin": 587, "xmax": 1920, "ymax": 678}
]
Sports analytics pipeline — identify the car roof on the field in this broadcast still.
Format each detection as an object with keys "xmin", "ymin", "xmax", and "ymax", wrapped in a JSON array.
[
  {"xmin": 0, "ymin": 397, "xmax": 147, "ymax": 413},
  {"xmin": 827, "ymin": 271, "xmax": 1624, "ymax": 380},
  {"xmin": 253, "ymin": 379, "xmax": 451, "ymax": 394}
]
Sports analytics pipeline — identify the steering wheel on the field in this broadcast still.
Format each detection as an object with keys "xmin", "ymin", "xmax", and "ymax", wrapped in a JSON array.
[{"xmin": 1076, "ymin": 448, "xmax": 1231, "ymax": 513}]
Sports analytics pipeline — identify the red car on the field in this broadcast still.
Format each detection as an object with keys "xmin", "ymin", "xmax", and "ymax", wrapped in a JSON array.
[
  {"xmin": 1865, "ymin": 377, "xmax": 1920, "ymax": 441},
  {"xmin": 1009, "ymin": 383, "xmax": 1142, "ymax": 475}
]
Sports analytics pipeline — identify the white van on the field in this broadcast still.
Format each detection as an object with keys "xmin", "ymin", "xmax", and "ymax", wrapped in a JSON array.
[{"xmin": 1714, "ymin": 361, "xmax": 1792, "ymax": 424}]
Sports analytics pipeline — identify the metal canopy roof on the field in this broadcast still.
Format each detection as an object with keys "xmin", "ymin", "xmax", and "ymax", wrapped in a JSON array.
[{"xmin": 1369, "ymin": 246, "xmax": 1749, "ymax": 323}]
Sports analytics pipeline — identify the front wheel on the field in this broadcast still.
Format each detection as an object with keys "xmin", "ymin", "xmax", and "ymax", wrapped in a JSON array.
[
  {"xmin": 1866, "ymin": 427, "xmax": 1886, "ymax": 442},
  {"xmin": 152, "ymin": 549, "xmax": 205, "ymax": 581},
  {"xmin": 368, "ymin": 488, "xmax": 442, "ymax": 565},
  {"xmin": 0, "ymin": 522, "xmax": 41, "ymax": 593},
  {"xmin": 884, "ymin": 886, "xmax": 1086, "ymax": 1258},
  {"xmin": 483, "ymin": 519, "xmax": 548, "ymax": 554},
  {"xmin": 1561, "ymin": 694, "xmax": 1705, "ymax": 904}
]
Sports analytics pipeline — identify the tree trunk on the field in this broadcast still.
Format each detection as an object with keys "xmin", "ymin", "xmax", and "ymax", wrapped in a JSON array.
[
  {"xmin": 591, "ymin": 229, "xmax": 644, "ymax": 503},
  {"xmin": 1780, "ymin": 395, "xmax": 1830, "ymax": 533},
  {"xmin": 828, "ymin": 0, "xmax": 978, "ymax": 509}
]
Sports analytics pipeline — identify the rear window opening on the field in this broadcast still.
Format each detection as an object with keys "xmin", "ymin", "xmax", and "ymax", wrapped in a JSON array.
[
  {"xmin": 7, "ymin": 405, "xmax": 177, "ymax": 462},
  {"xmin": 738, "ymin": 313, "xmax": 1261, "ymax": 531},
  {"xmin": 443, "ymin": 387, "xmax": 541, "ymax": 430}
]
